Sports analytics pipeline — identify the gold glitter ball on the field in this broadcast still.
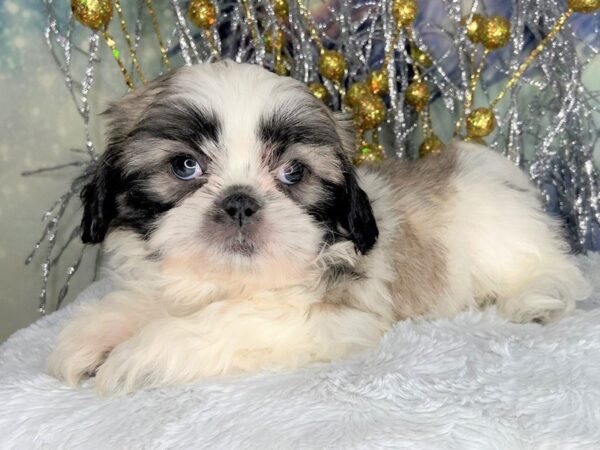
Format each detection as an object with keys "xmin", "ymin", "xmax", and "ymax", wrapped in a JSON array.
[
  {"xmin": 273, "ymin": 0, "xmax": 289, "ymax": 20},
  {"xmin": 353, "ymin": 94, "xmax": 387, "ymax": 131},
  {"xmin": 346, "ymin": 83, "xmax": 371, "ymax": 108},
  {"xmin": 411, "ymin": 47, "xmax": 432, "ymax": 68},
  {"xmin": 367, "ymin": 69, "xmax": 389, "ymax": 96},
  {"xmin": 461, "ymin": 13, "xmax": 485, "ymax": 44},
  {"xmin": 71, "ymin": 0, "xmax": 113, "ymax": 31},
  {"xmin": 466, "ymin": 108, "xmax": 496, "ymax": 138},
  {"xmin": 568, "ymin": 0, "xmax": 600, "ymax": 12},
  {"xmin": 405, "ymin": 80, "xmax": 429, "ymax": 112},
  {"xmin": 419, "ymin": 134, "xmax": 444, "ymax": 157},
  {"xmin": 263, "ymin": 28, "xmax": 285, "ymax": 52},
  {"xmin": 353, "ymin": 143, "xmax": 385, "ymax": 166},
  {"xmin": 319, "ymin": 51, "xmax": 347, "ymax": 82},
  {"xmin": 308, "ymin": 82, "xmax": 330, "ymax": 103},
  {"xmin": 481, "ymin": 16, "xmax": 511, "ymax": 50},
  {"xmin": 392, "ymin": 0, "xmax": 418, "ymax": 27},
  {"xmin": 188, "ymin": 0, "xmax": 217, "ymax": 29}
]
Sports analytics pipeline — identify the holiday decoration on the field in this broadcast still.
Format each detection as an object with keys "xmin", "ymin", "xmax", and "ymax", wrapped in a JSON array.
[
  {"xmin": 71, "ymin": 0, "xmax": 112, "ymax": 30},
  {"xmin": 30, "ymin": 0, "xmax": 600, "ymax": 313}
]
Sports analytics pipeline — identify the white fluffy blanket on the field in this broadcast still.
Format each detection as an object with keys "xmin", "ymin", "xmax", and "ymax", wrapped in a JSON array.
[{"xmin": 2, "ymin": 255, "xmax": 600, "ymax": 449}]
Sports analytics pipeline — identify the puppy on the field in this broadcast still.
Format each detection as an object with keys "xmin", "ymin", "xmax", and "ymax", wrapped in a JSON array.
[{"xmin": 48, "ymin": 61, "xmax": 591, "ymax": 395}]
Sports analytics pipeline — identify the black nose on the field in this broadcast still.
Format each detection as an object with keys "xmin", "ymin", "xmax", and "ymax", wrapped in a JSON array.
[{"xmin": 220, "ymin": 192, "xmax": 261, "ymax": 227}]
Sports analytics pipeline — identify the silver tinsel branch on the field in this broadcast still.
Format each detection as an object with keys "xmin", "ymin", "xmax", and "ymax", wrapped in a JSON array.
[{"xmin": 30, "ymin": 0, "xmax": 600, "ymax": 313}]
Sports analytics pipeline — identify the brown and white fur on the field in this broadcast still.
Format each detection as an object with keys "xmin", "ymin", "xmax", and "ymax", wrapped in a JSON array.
[{"xmin": 48, "ymin": 61, "xmax": 591, "ymax": 395}]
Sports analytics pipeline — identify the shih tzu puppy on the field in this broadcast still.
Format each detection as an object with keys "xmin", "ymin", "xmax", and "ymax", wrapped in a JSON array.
[{"xmin": 48, "ymin": 61, "xmax": 590, "ymax": 395}]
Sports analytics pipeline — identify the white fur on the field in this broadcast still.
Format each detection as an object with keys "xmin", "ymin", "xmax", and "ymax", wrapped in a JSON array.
[
  {"xmin": 4, "ymin": 256, "xmax": 600, "ymax": 448},
  {"xmin": 47, "ymin": 64, "xmax": 590, "ymax": 395}
]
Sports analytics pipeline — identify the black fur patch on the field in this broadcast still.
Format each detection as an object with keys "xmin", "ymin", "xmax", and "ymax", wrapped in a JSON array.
[
  {"xmin": 307, "ymin": 167, "xmax": 379, "ymax": 254},
  {"xmin": 129, "ymin": 101, "xmax": 220, "ymax": 146},
  {"xmin": 259, "ymin": 104, "xmax": 379, "ymax": 254},
  {"xmin": 80, "ymin": 102, "xmax": 221, "ymax": 243},
  {"xmin": 258, "ymin": 105, "xmax": 340, "ymax": 161}
]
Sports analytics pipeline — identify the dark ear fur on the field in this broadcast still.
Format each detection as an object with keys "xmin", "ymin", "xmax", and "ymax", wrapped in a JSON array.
[
  {"xmin": 80, "ymin": 157, "xmax": 118, "ymax": 244},
  {"xmin": 335, "ymin": 168, "xmax": 379, "ymax": 254},
  {"xmin": 330, "ymin": 112, "xmax": 379, "ymax": 253},
  {"xmin": 80, "ymin": 73, "xmax": 173, "ymax": 244}
]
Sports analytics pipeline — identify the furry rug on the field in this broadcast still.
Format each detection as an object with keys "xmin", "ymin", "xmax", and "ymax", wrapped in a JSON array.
[{"xmin": 1, "ymin": 254, "xmax": 600, "ymax": 449}]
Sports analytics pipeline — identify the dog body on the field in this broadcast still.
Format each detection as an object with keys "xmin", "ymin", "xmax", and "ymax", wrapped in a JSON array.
[{"xmin": 49, "ymin": 62, "xmax": 590, "ymax": 395}]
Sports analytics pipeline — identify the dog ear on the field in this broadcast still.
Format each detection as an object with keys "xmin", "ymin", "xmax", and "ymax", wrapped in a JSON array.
[
  {"xmin": 80, "ymin": 73, "xmax": 173, "ymax": 244},
  {"xmin": 334, "ymin": 168, "xmax": 379, "ymax": 254},
  {"xmin": 80, "ymin": 155, "xmax": 119, "ymax": 244},
  {"xmin": 330, "ymin": 112, "xmax": 379, "ymax": 253}
]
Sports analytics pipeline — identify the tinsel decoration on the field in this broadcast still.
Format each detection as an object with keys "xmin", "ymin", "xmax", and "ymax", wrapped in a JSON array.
[{"xmin": 30, "ymin": 0, "xmax": 600, "ymax": 314}]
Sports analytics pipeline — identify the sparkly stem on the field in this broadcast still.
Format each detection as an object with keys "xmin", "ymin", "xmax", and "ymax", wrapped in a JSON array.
[
  {"xmin": 114, "ymin": 0, "xmax": 147, "ymax": 84},
  {"xmin": 465, "ymin": 48, "xmax": 488, "ymax": 112},
  {"xmin": 294, "ymin": 0, "xmax": 324, "ymax": 53},
  {"xmin": 456, "ymin": 47, "xmax": 489, "ymax": 135},
  {"xmin": 102, "ymin": 31, "xmax": 134, "ymax": 90},
  {"xmin": 490, "ymin": 9, "xmax": 574, "ymax": 109},
  {"xmin": 240, "ymin": 0, "xmax": 264, "ymax": 61},
  {"xmin": 145, "ymin": 0, "xmax": 171, "ymax": 70},
  {"xmin": 203, "ymin": 29, "xmax": 220, "ymax": 56},
  {"xmin": 405, "ymin": 28, "xmax": 422, "ymax": 82},
  {"xmin": 383, "ymin": 25, "xmax": 402, "ymax": 68}
]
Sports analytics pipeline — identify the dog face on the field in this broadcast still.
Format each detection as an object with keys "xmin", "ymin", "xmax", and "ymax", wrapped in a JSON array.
[{"xmin": 81, "ymin": 61, "xmax": 378, "ymax": 285}]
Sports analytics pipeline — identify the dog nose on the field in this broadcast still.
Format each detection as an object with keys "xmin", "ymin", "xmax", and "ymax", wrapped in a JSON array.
[{"xmin": 220, "ymin": 192, "xmax": 261, "ymax": 227}]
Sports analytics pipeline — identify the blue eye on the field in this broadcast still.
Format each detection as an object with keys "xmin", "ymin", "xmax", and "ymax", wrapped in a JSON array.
[
  {"xmin": 172, "ymin": 156, "xmax": 203, "ymax": 180},
  {"xmin": 278, "ymin": 161, "xmax": 305, "ymax": 185}
]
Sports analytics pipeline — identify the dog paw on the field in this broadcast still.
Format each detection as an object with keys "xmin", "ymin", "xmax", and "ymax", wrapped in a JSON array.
[
  {"xmin": 94, "ymin": 337, "xmax": 166, "ymax": 396},
  {"xmin": 47, "ymin": 330, "xmax": 110, "ymax": 387},
  {"xmin": 498, "ymin": 294, "xmax": 575, "ymax": 324}
]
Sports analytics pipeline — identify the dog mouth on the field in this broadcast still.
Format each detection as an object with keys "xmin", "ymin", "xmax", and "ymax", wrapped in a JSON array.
[{"xmin": 224, "ymin": 233, "xmax": 257, "ymax": 256}]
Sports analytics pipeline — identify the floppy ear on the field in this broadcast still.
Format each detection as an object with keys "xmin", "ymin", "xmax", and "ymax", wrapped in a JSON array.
[
  {"xmin": 334, "ymin": 168, "xmax": 379, "ymax": 254},
  {"xmin": 80, "ymin": 72, "xmax": 173, "ymax": 244},
  {"xmin": 80, "ymin": 156, "xmax": 118, "ymax": 244},
  {"xmin": 330, "ymin": 112, "xmax": 379, "ymax": 253}
]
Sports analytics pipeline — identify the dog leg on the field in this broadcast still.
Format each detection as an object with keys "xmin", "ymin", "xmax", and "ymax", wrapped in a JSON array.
[
  {"xmin": 95, "ymin": 290, "xmax": 390, "ymax": 395},
  {"xmin": 48, "ymin": 291, "xmax": 163, "ymax": 386},
  {"xmin": 495, "ymin": 257, "xmax": 590, "ymax": 324}
]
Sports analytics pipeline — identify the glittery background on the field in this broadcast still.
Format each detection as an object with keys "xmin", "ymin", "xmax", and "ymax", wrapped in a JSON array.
[{"xmin": 0, "ymin": 0, "xmax": 599, "ymax": 340}]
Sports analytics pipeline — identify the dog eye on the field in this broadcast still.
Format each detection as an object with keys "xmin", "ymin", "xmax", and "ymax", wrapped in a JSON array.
[
  {"xmin": 171, "ymin": 156, "xmax": 203, "ymax": 180},
  {"xmin": 278, "ymin": 161, "xmax": 305, "ymax": 185}
]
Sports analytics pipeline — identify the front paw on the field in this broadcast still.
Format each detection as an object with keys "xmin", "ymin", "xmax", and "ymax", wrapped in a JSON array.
[
  {"xmin": 94, "ymin": 338, "xmax": 162, "ymax": 396},
  {"xmin": 48, "ymin": 325, "xmax": 111, "ymax": 387}
]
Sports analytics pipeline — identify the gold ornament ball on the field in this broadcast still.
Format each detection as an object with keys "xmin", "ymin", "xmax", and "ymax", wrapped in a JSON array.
[
  {"xmin": 392, "ymin": 0, "xmax": 418, "ymax": 27},
  {"xmin": 264, "ymin": 28, "xmax": 285, "ymax": 52},
  {"xmin": 367, "ymin": 69, "xmax": 389, "ymax": 96},
  {"xmin": 461, "ymin": 13, "xmax": 485, "ymax": 44},
  {"xmin": 273, "ymin": 0, "xmax": 289, "ymax": 19},
  {"xmin": 568, "ymin": 0, "xmax": 600, "ymax": 12},
  {"xmin": 481, "ymin": 16, "xmax": 511, "ymax": 50},
  {"xmin": 308, "ymin": 82, "xmax": 329, "ymax": 102},
  {"xmin": 346, "ymin": 83, "xmax": 371, "ymax": 108},
  {"xmin": 319, "ymin": 51, "xmax": 347, "ymax": 82},
  {"xmin": 466, "ymin": 108, "xmax": 496, "ymax": 138},
  {"xmin": 353, "ymin": 144, "xmax": 385, "ymax": 166},
  {"xmin": 71, "ymin": 0, "xmax": 113, "ymax": 30},
  {"xmin": 405, "ymin": 80, "xmax": 429, "ymax": 112},
  {"xmin": 188, "ymin": 0, "xmax": 217, "ymax": 29},
  {"xmin": 353, "ymin": 94, "xmax": 387, "ymax": 131},
  {"xmin": 411, "ymin": 47, "xmax": 432, "ymax": 68},
  {"xmin": 419, "ymin": 135, "xmax": 444, "ymax": 157}
]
